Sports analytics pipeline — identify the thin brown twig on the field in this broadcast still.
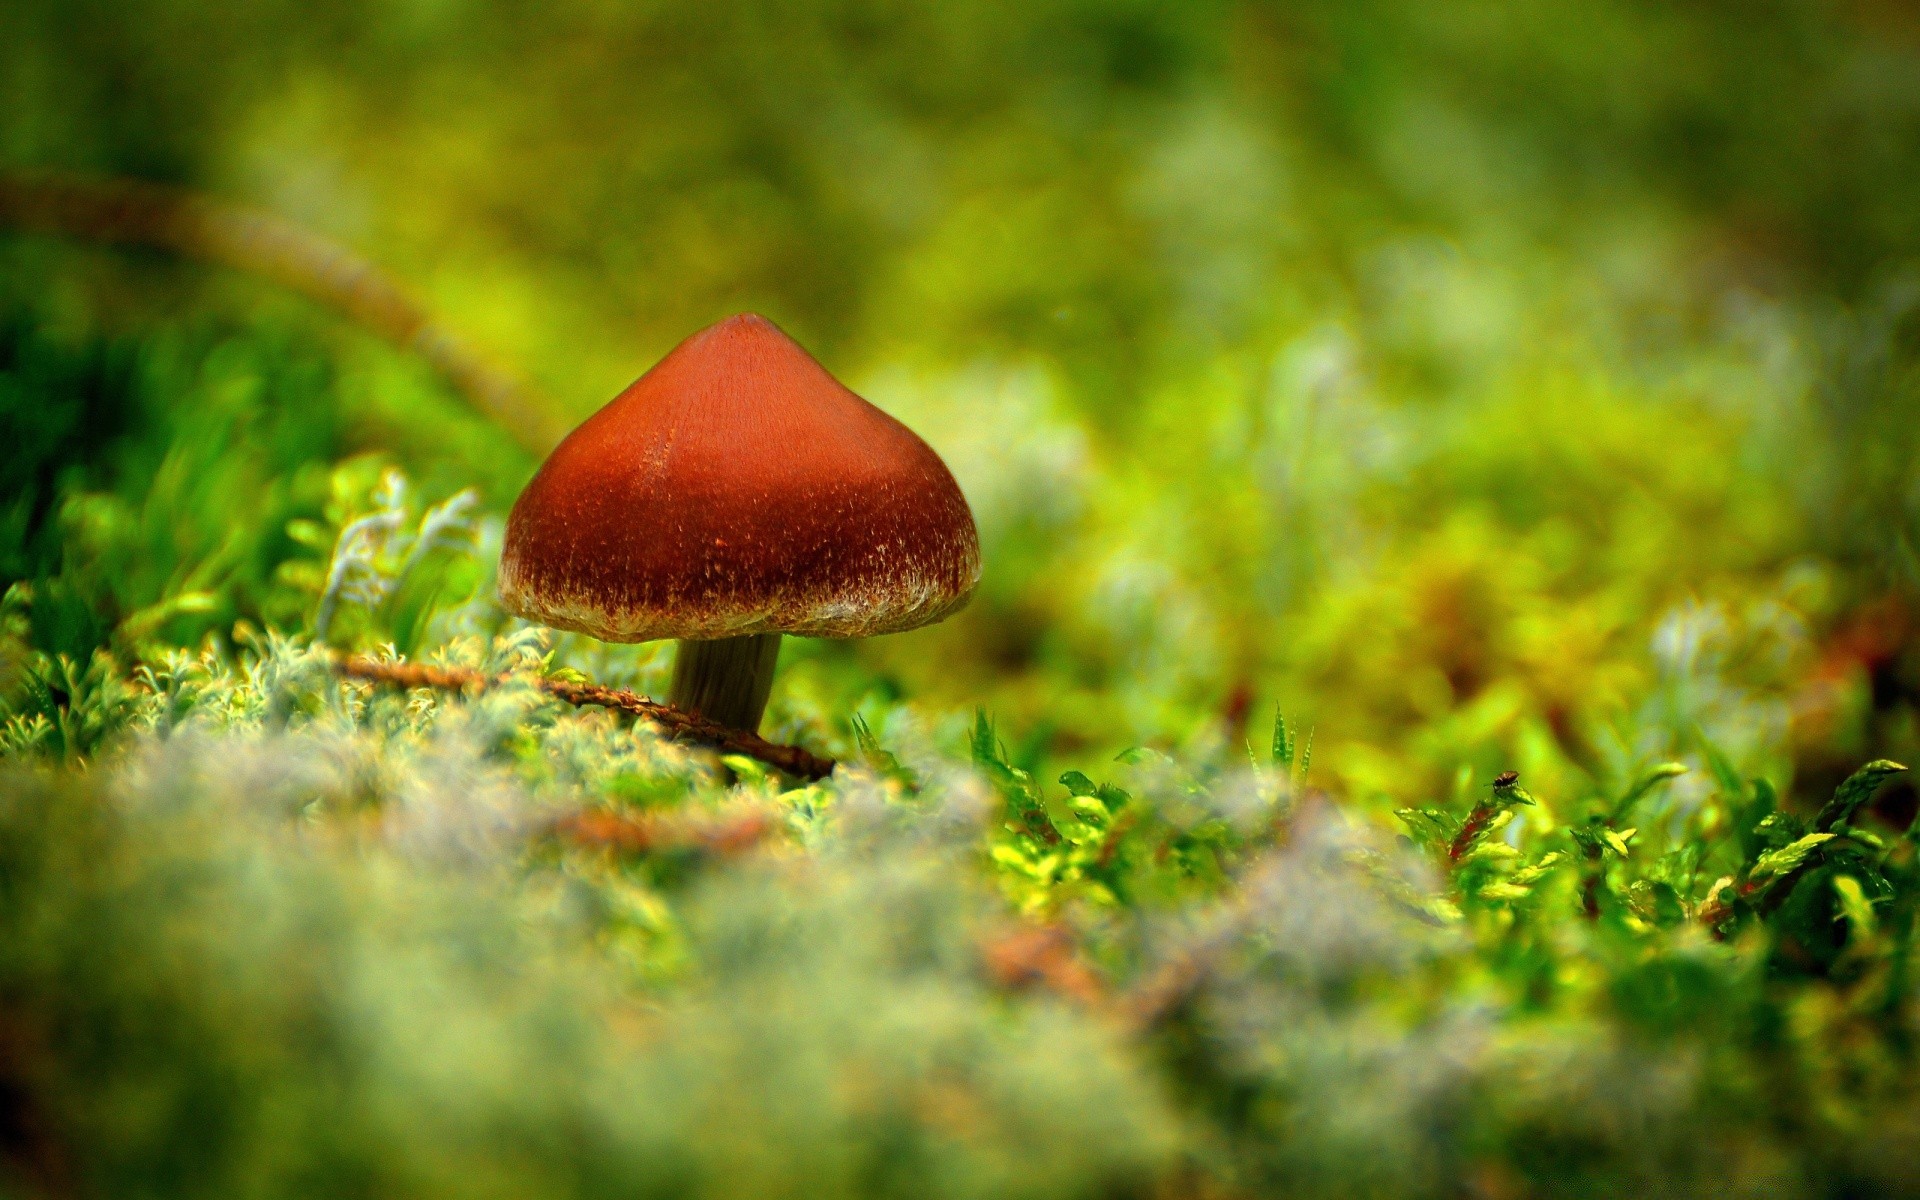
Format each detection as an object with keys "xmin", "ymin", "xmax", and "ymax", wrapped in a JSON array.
[
  {"xmin": 334, "ymin": 656, "xmax": 836, "ymax": 781},
  {"xmin": 0, "ymin": 169, "xmax": 561, "ymax": 452},
  {"xmin": 978, "ymin": 923, "xmax": 1109, "ymax": 1007},
  {"xmin": 551, "ymin": 807, "xmax": 778, "ymax": 856},
  {"xmin": 1447, "ymin": 802, "xmax": 1499, "ymax": 866}
]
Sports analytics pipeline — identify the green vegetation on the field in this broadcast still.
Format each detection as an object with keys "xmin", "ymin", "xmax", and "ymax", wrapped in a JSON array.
[{"xmin": 4, "ymin": 1, "xmax": 1920, "ymax": 1195}]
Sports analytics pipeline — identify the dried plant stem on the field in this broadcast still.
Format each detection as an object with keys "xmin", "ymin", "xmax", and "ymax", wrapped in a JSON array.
[
  {"xmin": 978, "ymin": 923, "xmax": 1109, "ymax": 1008},
  {"xmin": 1447, "ymin": 802, "xmax": 1499, "ymax": 865},
  {"xmin": 0, "ymin": 169, "xmax": 560, "ymax": 452},
  {"xmin": 334, "ymin": 655, "xmax": 835, "ymax": 780},
  {"xmin": 551, "ymin": 807, "xmax": 777, "ymax": 856}
]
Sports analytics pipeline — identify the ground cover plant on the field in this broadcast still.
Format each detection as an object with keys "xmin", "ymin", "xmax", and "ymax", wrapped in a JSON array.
[{"xmin": 5, "ymin": 1, "xmax": 1920, "ymax": 1195}]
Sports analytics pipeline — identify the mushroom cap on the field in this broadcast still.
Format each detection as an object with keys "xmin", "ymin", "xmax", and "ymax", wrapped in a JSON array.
[{"xmin": 499, "ymin": 314, "xmax": 980, "ymax": 642}]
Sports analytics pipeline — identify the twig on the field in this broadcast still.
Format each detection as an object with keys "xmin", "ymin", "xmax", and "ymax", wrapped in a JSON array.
[
  {"xmin": 551, "ymin": 807, "xmax": 777, "ymax": 856},
  {"xmin": 978, "ymin": 923, "xmax": 1109, "ymax": 1007},
  {"xmin": 334, "ymin": 656, "xmax": 836, "ymax": 781},
  {"xmin": 1448, "ymin": 771, "xmax": 1526, "ymax": 866},
  {"xmin": 1447, "ymin": 802, "xmax": 1499, "ymax": 866},
  {"xmin": 0, "ymin": 170, "xmax": 560, "ymax": 452}
]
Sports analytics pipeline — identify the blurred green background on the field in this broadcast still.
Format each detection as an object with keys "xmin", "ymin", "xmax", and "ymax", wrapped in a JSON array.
[{"xmin": 3, "ymin": 0, "xmax": 1918, "ymax": 809}]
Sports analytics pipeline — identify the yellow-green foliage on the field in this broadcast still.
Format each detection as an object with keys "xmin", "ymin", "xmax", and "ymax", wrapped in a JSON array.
[{"xmin": 2, "ymin": 617, "xmax": 1918, "ymax": 1197}]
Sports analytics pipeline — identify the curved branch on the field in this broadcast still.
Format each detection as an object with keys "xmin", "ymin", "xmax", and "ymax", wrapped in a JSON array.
[
  {"xmin": 0, "ymin": 169, "xmax": 561, "ymax": 452},
  {"xmin": 335, "ymin": 655, "xmax": 837, "ymax": 781}
]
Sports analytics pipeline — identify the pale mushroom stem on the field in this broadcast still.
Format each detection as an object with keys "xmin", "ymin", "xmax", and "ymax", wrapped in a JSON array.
[{"xmin": 667, "ymin": 633, "xmax": 782, "ymax": 733}]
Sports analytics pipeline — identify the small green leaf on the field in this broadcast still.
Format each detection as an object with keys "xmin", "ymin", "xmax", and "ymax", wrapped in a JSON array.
[
  {"xmin": 1397, "ymin": 807, "xmax": 1460, "ymax": 851},
  {"xmin": 1749, "ymin": 833, "xmax": 1836, "ymax": 882},
  {"xmin": 1509, "ymin": 851, "xmax": 1565, "ymax": 886},
  {"xmin": 1271, "ymin": 708, "xmax": 1293, "ymax": 769},
  {"xmin": 1059, "ymin": 770, "xmax": 1098, "ymax": 797},
  {"xmin": 1464, "ymin": 841, "xmax": 1521, "ymax": 864},
  {"xmin": 1833, "ymin": 874, "xmax": 1877, "ymax": 940},
  {"xmin": 989, "ymin": 844, "xmax": 1029, "ymax": 869},
  {"xmin": 1843, "ymin": 827, "xmax": 1886, "ymax": 852},
  {"xmin": 721, "ymin": 755, "xmax": 771, "ymax": 786},
  {"xmin": 1814, "ymin": 760, "xmax": 1908, "ymax": 832},
  {"xmin": 1603, "ymin": 829, "xmax": 1635, "ymax": 858},
  {"xmin": 1066, "ymin": 797, "xmax": 1110, "ymax": 823},
  {"xmin": 1477, "ymin": 881, "xmax": 1533, "ymax": 901},
  {"xmin": 970, "ymin": 710, "xmax": 999, "ymax": 768}
]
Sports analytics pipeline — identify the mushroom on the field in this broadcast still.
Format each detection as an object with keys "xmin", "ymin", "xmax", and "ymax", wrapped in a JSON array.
[{"xmin": 498, "ymin": 313, "xmax": 980, "ymax": 736}]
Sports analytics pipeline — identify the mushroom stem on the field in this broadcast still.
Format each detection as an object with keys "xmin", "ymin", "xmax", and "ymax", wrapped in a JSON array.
[{"xmin": 668, "ymin": 633, "xmax": 782, "ymax": 733}]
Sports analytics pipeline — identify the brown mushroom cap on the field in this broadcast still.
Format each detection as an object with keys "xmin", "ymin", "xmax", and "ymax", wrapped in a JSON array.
[{"xmin": 499, "ymin": 314, "xmax": 980, "ymax": 642}]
